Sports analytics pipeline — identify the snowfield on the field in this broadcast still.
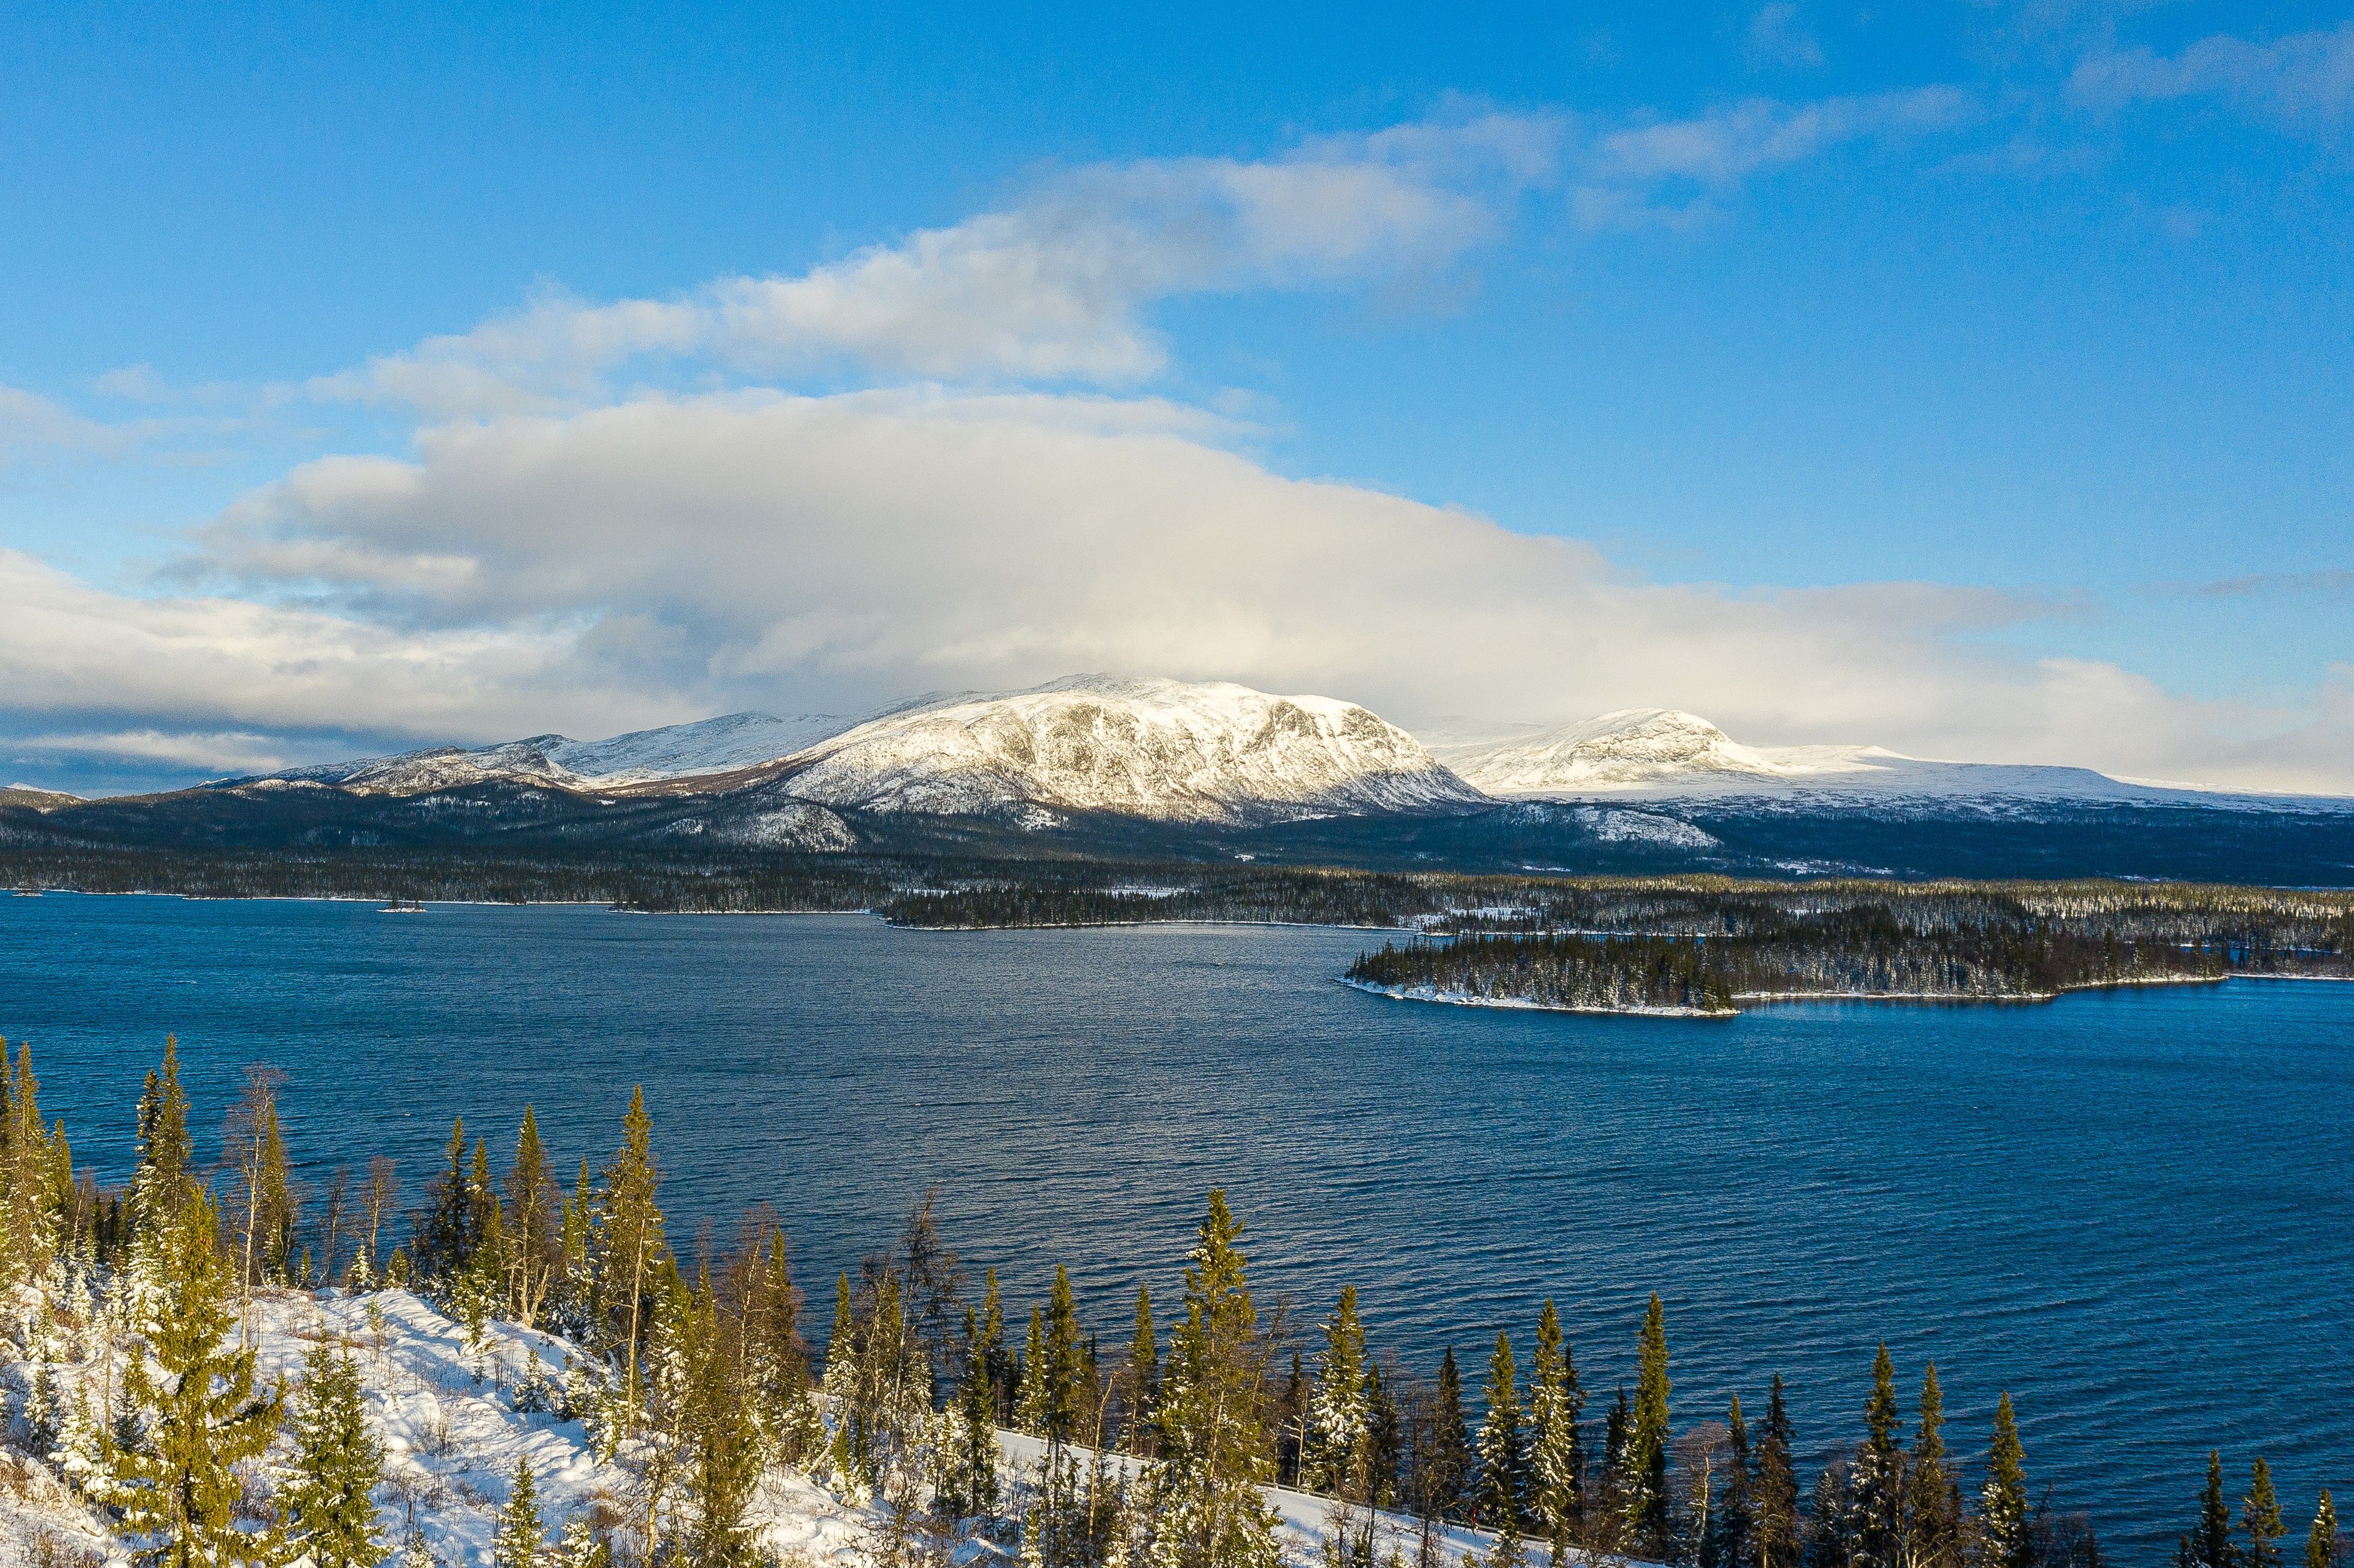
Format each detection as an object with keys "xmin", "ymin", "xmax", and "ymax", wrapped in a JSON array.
[{"xmin": 1, "ymin": 1288, "xmax": 1522, "ymax": 1568}]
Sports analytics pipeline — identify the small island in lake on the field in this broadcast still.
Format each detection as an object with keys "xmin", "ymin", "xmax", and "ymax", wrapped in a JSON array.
[{"xmin": 1345, "ymin": 883, "xmax": 2353, "ymax": 1016}]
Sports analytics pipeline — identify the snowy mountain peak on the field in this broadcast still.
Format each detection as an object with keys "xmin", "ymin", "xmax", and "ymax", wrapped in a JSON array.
[
  {"xmin": 259, "ymin": 711, "xmax": 861, "ymax": 795},
  {"xmin": 1445, "ymin": 707, "xmax": 1787, "ymax": 794},
  {"xmin": 777, "ymin": 674, "xmax": 1484, "ymax": 823}
]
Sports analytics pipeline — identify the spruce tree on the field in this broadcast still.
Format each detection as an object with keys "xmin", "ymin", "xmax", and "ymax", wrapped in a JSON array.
[
  {"xmin": 1854, "ymin": 1344, "xmax": 1904, "ymax": 1568},
  {"xmin": 110, "ymin": 1193, "xmax": 286, "ymax": 1566},
  {"xmin": 1043, "ymin": 1263, "xmax": 1087, "ymax": 1445},
  {"xmin": 1478, "ymin": 1330, "xmax": 1530, "ymax": 1568},
  {"xmin": 1017, "ymin": 1304, "xmax": 1052, "ymax": 1436},
  {"xmin": 956, "ymin": 1306, "xmax": 1002, "ymax": 1521},
  {"xmin": 2193, "ymin": 1451, "xmax": 2238, "ymax": 1568},
  {"xmin": 1755, "ymin": 1376, "xmax": 1800, "ymax": 1568},
  {"xmin": 281, "ymin": 1340, "xmax": 385, "ymax": 1568},
  {"xmin": 1148, "ymin": 1189, "xmax": 1281, "ymax": 1568},
  {"xmin": 506, "ymin": 1108, "xmax": 560, "ymax": 1327},
  {"xmin": 822, "ymin": 1272, "xmax": 858, "ymax": 1483},
  {"xmin": 0, "ymin": 1040, "xmax": 59, "ymax": 1293},
  {"xmin": 129, "ymin": 1036, "xmax": 194, "ymax": 1233},
  {"xmin": 1366, "ymin": 1359, "xmax": 1402, "ymax": 1510},
  {"xmin": 2306, "ymin": 1491, "xmax": 2336, "ymax": 1568},
  {"xmin": 1126, "ymin": 1282, "xmax": 1160, "ymax": 1456},
  {"xmin": 979, "ymin": 1266, "xmax": 1010, "ymax": 1421},
  {"xmin": 2244, "ymin": 1460, "xmax": 2286, "ymax": 1568},
  {"xmin": 597, "ymin": 1086, "xmax": 666, "ymax": 1426},
  {"xmin": 1629, "ymin": 1294, "xmax": 1673, "ymax": 1555},
  {"xmin": 1433, "ymin": 1347, "xmax": 1474, "ymax": 1524},
  {"xmin": 493, "ymin": 1454, "xmax": 546, "ymax": 1568},
  {"xmin": 1529, "ymin": 1298, "xmax": 1584, "ymax": 1563},
  {"xmin": 1304, "ymin": 1285, "xmax": 1370, "ymax": 1497},
  {"xmin": 681, "ymin": 1275, "xmax": 763, "ymax": 1567},
  {"xmin": 1903, "ymin": 1362, "xmax": 1958, "ymax": 1568},
  {"xmin": 419, "ymin": 1118, "xmax": 476, "ymax": 1281},
  {"xmin": 1714, "ymin": 1396, "xmax": 1753, "ymax": 1568},
  {"xmin": 1979, "ymin": 1394, "xmax": 2030, "ymax": 1568}
]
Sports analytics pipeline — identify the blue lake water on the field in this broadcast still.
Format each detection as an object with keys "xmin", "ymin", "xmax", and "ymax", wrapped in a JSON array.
[{"xmin": 0, "ymin": 892, "xmax": 2346, "ymax": 1558}]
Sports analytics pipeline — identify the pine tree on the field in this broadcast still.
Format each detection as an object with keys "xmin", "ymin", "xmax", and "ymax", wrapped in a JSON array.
[
  {"xmin": 1629, "ymin": 1294, "xmax": 1672, "ymax": 1555},
  {"xmin": 1903, "ymin": 1363, "xmax": 1958, "ymax": 1568},
  {"xmin": 282, "ymin": 1340, "xmax": 385, "ymax": 1568},
  {"xmin": 597, "ymin": 1086, "xmax": 666, "ymax": 1426},
  {"xmin": 1304, "ymin": 1285, "xmax": 1370, "ymax": 1497},
  {"xmin": 1528, "ymin": 1298, "xmax": 1584, "ymax": 1561},
  {"xmin": 493, "ymin": 1454, "xmax": 546, "ymax": 1568},
  {"xmin": 1979, "ymin": 1394, "xmax": 2029, "ymax": 1568},
  {"xmin": 1478, "ymin": 1330, "xmax": 1530, "ymax": 1568},
  {"xmin": 1755, "ymin": 1376, "xmax": 1800, "ymax": 1568},
  {"xmin": 2244, "ymin": 1460, "xmax": 2286, "ymax": 1568},
  {"xmin": 1854, "ymin": 1345, "xmax": 1904, "ymax": 1568},
  {"xmin": 1149, "ymin": 1189, "xmax": 1281, "ymax": 1568},
  {"xmin": 110, "ymin": 1192, "xmax": 286, "ymax": 1567},
  {"xmin": 2306, "ymin": 1492, "xmax": 2337, "ymax": 1568},
  {"xmin": 1125, "ymin": 1282, "xmax": 1160, "ymax": 1455},
  {"xmin": 2192, "ymin": 1451, "xmax": 2238, "ymax": 1568}
]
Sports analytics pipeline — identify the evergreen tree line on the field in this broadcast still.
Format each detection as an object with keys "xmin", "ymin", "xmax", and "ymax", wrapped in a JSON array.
[{"xmin": 0, "ymin": 1034, "xmax": 2341, "ymax": 1568}]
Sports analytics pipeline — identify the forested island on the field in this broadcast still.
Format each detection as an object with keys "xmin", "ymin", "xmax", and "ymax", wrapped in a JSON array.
[
  {"xmin": 0, "ymin": 1039, "xmax": 2331, "ymax": 1567},
  {"xmin": 1344, "ymin": 884, "xmax": 2352, "ymax": 1015}
]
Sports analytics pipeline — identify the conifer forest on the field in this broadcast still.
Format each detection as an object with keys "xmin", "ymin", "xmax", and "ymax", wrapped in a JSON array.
[{"xmin": 0, "ymin": 1035, "xmax": 2337, "ymax": 1568}]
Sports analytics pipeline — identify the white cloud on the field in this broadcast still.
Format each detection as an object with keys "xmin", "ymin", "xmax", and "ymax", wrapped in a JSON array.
[
  {"xmin": 0, "ymin": 547, "xmax": 679, "ymax": 746},
  {"xmin": 0, "ymin": 383, "xmax": 132, "ymax": 462},
  {"xmin": 2070, "ymin": 23, "xmax": 2354, "ymax": 126},
  {"xmin": 4, "ymin": 729, "xmax": 294, "ymax": 775},
  {"xmin": 314, "ymin": 114, "xmax": 1561, "ymax": 416},
  {"xmin": 183, "ymin": 388, "xmax": 2354, "ymax": 793}
]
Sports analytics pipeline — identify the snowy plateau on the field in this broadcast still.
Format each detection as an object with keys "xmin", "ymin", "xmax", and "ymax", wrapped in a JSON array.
[{"xmin": 0, "ymin": 1287, "xmax": 1508, "ymax": 1568}]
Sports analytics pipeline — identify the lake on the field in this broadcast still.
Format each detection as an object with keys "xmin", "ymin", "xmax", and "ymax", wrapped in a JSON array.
[{"xmin": 1, "ymin": 892, "xmax": 2346, "ymax": 1559}]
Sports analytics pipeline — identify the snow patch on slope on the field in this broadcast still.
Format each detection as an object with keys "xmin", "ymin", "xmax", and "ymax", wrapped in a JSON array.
[{"xmin": 777, "ymin": 674, "xmax": 1486, "ymax": 823}]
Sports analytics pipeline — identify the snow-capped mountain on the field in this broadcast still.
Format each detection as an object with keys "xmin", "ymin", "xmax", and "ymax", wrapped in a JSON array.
[
  {"xmin": 1438, "ymin": 707, "xmax": 2235, "ymax": 806},
  {"xmin": 268, "ymin": 712, "xmax": 859, "ymax": 795},
  {"xmin": 248, "ymin": 677, "xmax": 1483, "ymax": 824},
  {"xmin": 776, "ymin": 674, "xmax": 1484, "ymax": 823},
  {"xmin": 1439, "ymin": 709, "xmax": 1793, "ymax": 793}
]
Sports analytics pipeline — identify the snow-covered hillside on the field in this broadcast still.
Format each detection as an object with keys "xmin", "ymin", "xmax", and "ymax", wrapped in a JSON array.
[
  {"xmin": 774, "ymin": 676, "xmax": 1484, "ymax": 823},
  {"xmin": 1, "ymin": 1287, "xmax": 1506, "ymax": 1568}
]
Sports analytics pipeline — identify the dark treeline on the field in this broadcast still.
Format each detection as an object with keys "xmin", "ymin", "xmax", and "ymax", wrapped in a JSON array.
[
  {"xmin": 1350, "ymin": 888, "xmax": 2352, "ymax": 1012},
  {"xmin": 6, "ymin": 847, "xmax": 2352, "ymax": 974},
  {"xmin": 4, "ymin": 1035, "xmax": 2340, "ymax": 1567}
]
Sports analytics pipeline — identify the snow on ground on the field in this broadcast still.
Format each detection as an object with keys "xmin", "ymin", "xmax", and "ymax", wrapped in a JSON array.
[
  {"xmin": 2, "ymin": 1288, "xmax": 886, "ymax": 1567},
  {"xmin": 995, "ymin": 1431, "xmax": 1507, "ymax": 1568},
  {"xmin": 3, "ymin": 1287, "xmax": 1549, "ymax": 1568}
]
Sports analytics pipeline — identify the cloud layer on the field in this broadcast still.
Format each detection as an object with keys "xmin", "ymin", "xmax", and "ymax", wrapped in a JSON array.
[{"xmin": 6, "ymin": 71, "xmax": 2353, "ymax": 797}]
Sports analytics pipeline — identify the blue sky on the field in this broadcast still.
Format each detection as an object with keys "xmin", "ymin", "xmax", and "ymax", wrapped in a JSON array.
[{"xmin": 2, "ymin": 1, "xmax": 2351, "ymax": 794}]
